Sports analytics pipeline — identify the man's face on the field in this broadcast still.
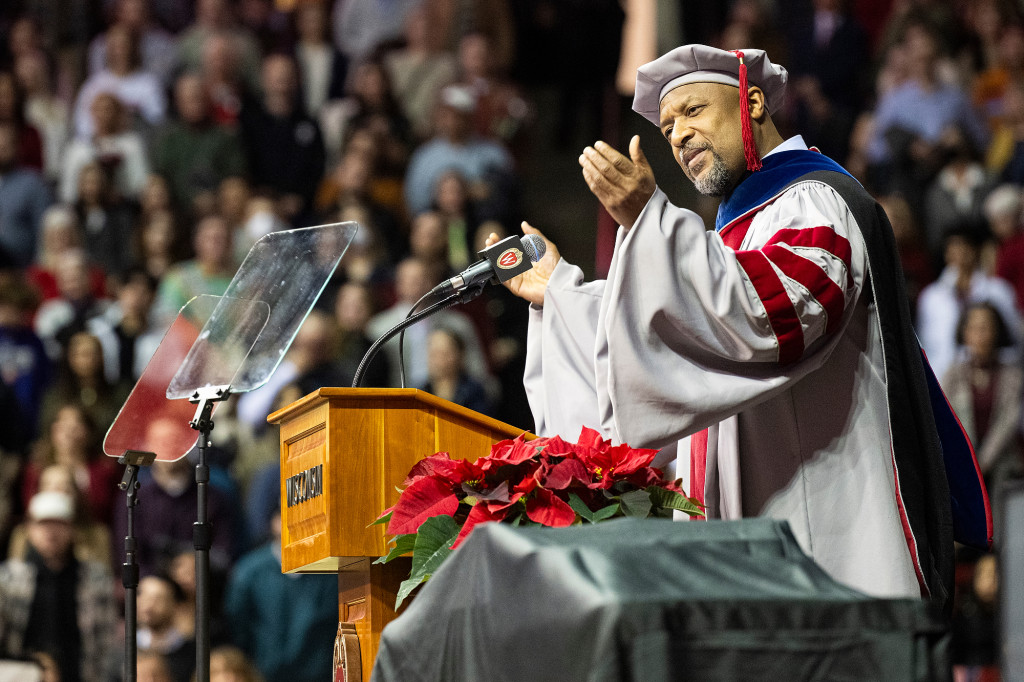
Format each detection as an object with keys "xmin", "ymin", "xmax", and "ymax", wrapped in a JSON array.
[
  {"xmin": 138, "ymin": 577, "xmax": 176, "ymax": 630},
  {"xmin": 659, "ymin": 82, "xmax": 748, "ymax": 197},
  {"xmin": 26, "ymin": 519, "xmax": 74, "ymax": 566}
]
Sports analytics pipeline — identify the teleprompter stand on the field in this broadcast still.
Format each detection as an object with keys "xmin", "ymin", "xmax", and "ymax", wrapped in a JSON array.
[
  {"xmin": 105, "ymin": 222, "xmax": 358, "ymax": 682},
  {"xmin": 118, "ymin": 449, "xmax": 156, "ymax": 682}
]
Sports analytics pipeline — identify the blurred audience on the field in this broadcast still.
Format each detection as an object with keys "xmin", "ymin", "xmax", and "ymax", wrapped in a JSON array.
[
  {"xmin": 422, "ymin": 326, "xmax": 492, "ymax": 414},
  {"xmin": 944, "ymin": 303, "xmax": 1024, "ymax": 500},
  {"xmin": 60, "ymin": 91, "xmax": 150, "ymax": 204},
  {"xmin": 0, "ymin": 121, "xmax": 52, "ymax": 266},
  {"xmin": 239, "ymin": 53, "xmax": 324, "ymax": 224},
  {"xmin": 403, "ymin": 83, "xmax": 514, "ymax": 218},
  {"xmin": 224, "ymin": 509, "xmax": 337, "ymax": 682},
  {"xmin": 153, "ymin": 72, "xmax": 247, "ymax": 220},
  {"xmin": 72, "ymin": 23, "xmax": 166, "ymax": 139},
  {"xmin": 0, "ymin": 490, "xmax": 117, "ymax": 682},
  {"xmin": 918, "ymin": 226, "xmax": 1021, "ymax": 382},
  {"xmin": 137, "ymin": 573, "xmax": 196, "ymax": 682}
]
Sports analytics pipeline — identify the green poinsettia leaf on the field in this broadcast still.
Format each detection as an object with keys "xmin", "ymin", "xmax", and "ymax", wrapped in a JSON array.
[
  {"xmin": 409, "ymin": 514, "xmax": 460, "ymax": 576},
  {"xmin": 395, "ymin": 576, "xmax": 425, "ymax": 610},
  {"xmin": 393, "ymin": 514, "xmax": 461, "ymax": 609},
  {"xmin": 567, "ymin": 492, "xmax": 590, "ymax": 519},
  {"xmin": 619, "ymin": 488, "xmax": 652, "ymax": 518},
  {"xmin": 568, "ymin": 492, "xmax": 620, "ymax": 524},
  {"xmin": 646, "ymin": 486, "xmax": 706, "ymax": 517},
  {"xmin": 590, "ymin": 502, "xmax": 620, "ymax": 523},
  {"xmin": 373, "ymin": 533, "xmax": 417, "ymax": 565},
  {"xmin": 369, "ymin": 510, "xmax": 392, "ymax": 527}
]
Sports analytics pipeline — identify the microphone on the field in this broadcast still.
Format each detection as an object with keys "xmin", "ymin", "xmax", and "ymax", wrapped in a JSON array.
[{"xmin": 430, "ymin": 234, "xmax": 546, "ymax": 297}]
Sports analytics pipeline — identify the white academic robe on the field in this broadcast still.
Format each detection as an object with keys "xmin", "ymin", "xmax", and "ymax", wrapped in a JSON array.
[{"xmin": 525, "ymin": 180, "xmax": 922, "ymax": 600}]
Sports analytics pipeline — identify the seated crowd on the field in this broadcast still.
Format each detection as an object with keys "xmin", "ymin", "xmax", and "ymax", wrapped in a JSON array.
[{"xmin": 0, "ymin": 0, "xmax": 1021, "ymax": 680}]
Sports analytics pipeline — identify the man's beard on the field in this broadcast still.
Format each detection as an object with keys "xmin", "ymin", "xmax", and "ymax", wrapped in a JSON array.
[{"xmin": 683, "ymin": 145, "xmax": 733, "ymax": 197}]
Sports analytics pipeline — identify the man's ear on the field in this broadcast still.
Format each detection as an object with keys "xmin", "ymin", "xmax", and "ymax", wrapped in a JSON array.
[{"xmin": 746, "ymin": 86, "xmax": 768, "ymax": 122}]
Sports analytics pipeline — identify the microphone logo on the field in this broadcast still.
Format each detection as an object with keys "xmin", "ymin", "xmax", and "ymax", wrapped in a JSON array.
[{"xmin": 497, "ymin": 248, "xmax": 523, "ymax": 269}]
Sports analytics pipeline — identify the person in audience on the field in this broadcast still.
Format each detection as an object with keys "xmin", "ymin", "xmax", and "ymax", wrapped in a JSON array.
[
  {"xmin": 943, "ymin": 303, "xmax": 1023, "ymax": 500},
  {"xmin": 878, "ymin": 195, "xmax": 934, "ymax": 319},
  {"xmin": 921, "ymin": 131, "xmax": 993, "ymax": 258},
  {"xmin": 987, "ymin": 80, "xmax": 1024, "ymax": 182},
  {"xmin": 137, "ymin": 574, "xmax": 197, "ymax": 682},
  {"xmin": 786, "ymin": 0, "xmax": 869, "ymax": 165},
  {"xmin": 87, "ymin": 0, "xmax": 177, "ymax": 85},
  {"xmin": 167, "ymin": 550, "xmax": 198, "ymax": 639},
  {"xmin": 176, "ymin": 0, "xmax": 263, "ymax": 95},
  {"xmin": 333, "ymin": 281, "xmax": 389, "ymax": 387},
  {"xmin": 33, "ymin": 252, "xmax": 114, "ymax": 361},
  {"xmin": 72, "ymin": 23, "xmax": 166, "ymax": 139},
  {"xmin": 0, "ymin": 275, "xmax": 50, "ymax": 438},
  {"xmin": 239, "ymin": 53, "xmax": 325, "ymax": 225},
  {"xmin": 72, "ymin": 161, "xmax": 139, "ymax": 281},
  {"xmin": 224, "ymin": 509, "xmax": 337, "ymax": 682},
  {"xmin": 983, "ymin": 183, "xmax": 1024, "ymax": 307},
  {"xmin": 403, "ymin": 84, "xmax": 515, "ymax": 218},
  {"xmin": 951, "ymin": 553, "xmax": 1001, "ymax": 676},
  {"xmin": 0, "ymin": 121, "xmax": 52, "ymax": 267},
  {"xmin": 137, "ymin": 651, "xmax": 175, "ymax": 682},
  {"xmin": 26, "ymin": 206, "xmax": 104, "ymax": 302},
  {"xmin": 87, "ymin": 268, "xmax": 162, "ymax": 385},
  {"xmin": 917, "ymin": 226, "xmax": 1021, "ymax": 382},
  {"xmin": 0, "ymin": 69, "xmax": 43, "ymax": 171},
  {"xmin": 60, "ymin": 91, "xmax": 150, "ymax": 204},
  {"xmin": 13, "ymin": 50, "xmax": 69, "ymax": 184},
  {"xmin": 292, "ymin": 0, "xmax": 347, "ymax": 119},
  {"xmin": 316, "ymin": 149, "xmax": 404, "ymax": 260},
  {"xmin": 153, "ymin": 72, "xmax": 248, "ymax": 220},
  {"xmin": 431, "ymin": 171, "xmax": 482, "ymax": 270},
  {"xmin": 866, "ymin": 20, "xmax": 988, "ymax": 208},
  {"xmin": 421, "ymin": 326, "xmax": 492, "ymax": 414},
  {"xmin": 973, "ymin": 22, "xmax": 1024, "ymax": 130},
  {"xmin": 22, "ymin": 402, "xmax": 122, "ymax": 525},
  {"xmin": 330, "ymin": 0, "xmax": 424, "ymax": 64},
  {"xmin": 0, "ymin": 490, "xmax": 117, "ymax": 682},
  {"xmin": 385, "ymin": 6, "xmax": 459, "ymax": 140},
  {"xmin": 8, "ymin": 462, "xmax": 112, "ymax": 567},
  {"xmin": 407, "ymin": 209, "xmax": 453, "ymax": 273},
  {"xmin": 456, "ymin": 31, "xmax": 530, "ymax": 153},
  {"xmin": 210, "ymin": 646, "xmax": 264, "ymax": 682},
  {"xmin": 136, "ymin": 208, "xmax": 183, "ymax": 281},
  {"xmin": 153, "ymin": 215, "xmax": 236, "ymax": 324}
]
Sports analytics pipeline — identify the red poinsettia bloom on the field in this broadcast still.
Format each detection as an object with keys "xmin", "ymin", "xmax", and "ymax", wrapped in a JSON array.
[
  {"xmin": 481, "ymin": 434, "xmax": 542, "ymax": 471},
  {"xmin": 387, "ymin": 476, "xmax": 460, "ymax": 535},
  {"xmin": 535, "ymin": 456, "xmax": 590, "ymax": 490},
  {"xmin": 569, "ymin": 427, "xmax": 659, "ymax": 490},
  {"xmin": 451, "ymin": 493, "xmax": 523, "ymax": 548},
  {"xmin": 525, "ymin": 488, "xmax": 576, "ymax": 527}
]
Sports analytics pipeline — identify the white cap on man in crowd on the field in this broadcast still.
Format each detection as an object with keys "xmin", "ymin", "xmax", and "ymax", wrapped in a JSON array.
[
  {"xmin": 439, "ymin": 84, "xmax": 477, "ymax": 114},
  {"xmin": 27, "ymin": 491, "xmax": 75, "ymax": 523}
]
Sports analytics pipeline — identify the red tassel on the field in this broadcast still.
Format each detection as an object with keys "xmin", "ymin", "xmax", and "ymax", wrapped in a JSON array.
[{"xmin": 731, "ymin": 50, "xmax": 761, "ymax": 172}]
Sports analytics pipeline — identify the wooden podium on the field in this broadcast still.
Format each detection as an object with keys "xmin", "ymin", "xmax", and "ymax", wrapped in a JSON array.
[{"xmin": 267, "ymin": 388, "xmax": 531, "ymax": 681}]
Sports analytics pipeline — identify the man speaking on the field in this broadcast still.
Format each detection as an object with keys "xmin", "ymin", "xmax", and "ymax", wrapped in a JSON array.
[{"xmin": 492, "ymin": 45, "xmax": 990, "ymax": 612}]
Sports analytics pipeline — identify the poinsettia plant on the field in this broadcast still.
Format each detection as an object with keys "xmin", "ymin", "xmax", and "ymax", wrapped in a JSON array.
[{"xmin": 373, "ymin": 427, "xmax": 704, "ymax": 607}]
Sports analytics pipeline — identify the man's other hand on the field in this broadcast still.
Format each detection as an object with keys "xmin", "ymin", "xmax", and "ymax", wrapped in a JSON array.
[
  {"xmin": 484, "ymin": 222, "xmax": 560, "ymax": 307},
  {"xmin": 579, "ymin": 136, "xmax": 656, "ymax": 228}
]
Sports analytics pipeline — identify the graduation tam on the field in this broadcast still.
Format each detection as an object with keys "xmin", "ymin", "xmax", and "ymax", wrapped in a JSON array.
[{"xmin": 632, "ymin": 45, "xmax": 788, "ymax": 171}]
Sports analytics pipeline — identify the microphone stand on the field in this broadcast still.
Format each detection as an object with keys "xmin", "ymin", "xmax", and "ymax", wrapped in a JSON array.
[
  {"xmin": 118, "ymin": 449, "xmax": 156, "ymax": 682},
  {"xmin": 352, "ymin": 284, "xmax": 483, "ymax": 388}
]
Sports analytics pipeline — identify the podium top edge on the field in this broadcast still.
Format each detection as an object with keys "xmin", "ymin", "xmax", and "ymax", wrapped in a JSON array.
[{"xmin": 266, "ymin": 387, "xmax": 533, "ymax": 439}]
